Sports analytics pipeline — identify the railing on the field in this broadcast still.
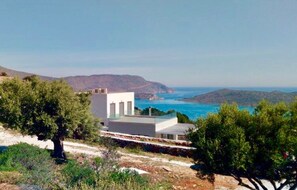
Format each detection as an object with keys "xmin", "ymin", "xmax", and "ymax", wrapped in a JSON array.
[
  {"xmin": 108, "ymin": 111, "xmax": 177, "ymax": 124},
  {"xmin": 154, "ymin": 112, "xmax": 176, "ymax": 123},
  {"xmin": 109, "ymin": 110, "xmax": 134, "ymax": 120}
]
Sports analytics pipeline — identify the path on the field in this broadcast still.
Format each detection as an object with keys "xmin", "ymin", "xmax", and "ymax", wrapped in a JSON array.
[{"xmin": 1, "ymin": 127, "xmax": 271, "ymax": 190}]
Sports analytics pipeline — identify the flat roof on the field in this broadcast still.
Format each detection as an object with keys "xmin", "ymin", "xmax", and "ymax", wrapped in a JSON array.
[
  {"xmin": 109, "ymin": 115, "xmax": 174, "ymax": 124},
  {"xmin": 92, "ymin": 91, "xmax": 134, "ymax": 95},
  {"xmin": 110, "ymin": 116, "xmax": 155, "ymax": 124},
  {"xmin": 156, "ymin": 123, "xmax": 195, "ymax": 135}
]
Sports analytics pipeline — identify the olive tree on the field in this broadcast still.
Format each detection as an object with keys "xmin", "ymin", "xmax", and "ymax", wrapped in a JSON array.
[
  {"xmin": 187, "ymin": 102, "xmax": 297, "ymax": 190},
  {"xmin": 0, "ymin": 77, "xmax": 99, "ymax": 159}
]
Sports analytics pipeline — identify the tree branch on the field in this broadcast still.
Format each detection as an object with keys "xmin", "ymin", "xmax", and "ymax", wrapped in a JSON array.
[
  {"xmin": 247, "ymin": 177, "xmax": 260, "ymax": 190},
  {"xmin": 268, "ymin": 179, "xmax": 277, "ymax": 190},
  {"xmin": 289, "ymin": 183, "xmax": 297, "ymax": 190},
  {"xmin": 277, "ymin": 179, "xmax": 291, "ymax": 190},
  {"xmin": 230, "ymin": 173, "xmax": 255, "ymax": 190},
  {"xmin": 253, "ymin": 177, "xmax": 268, "ymax": 190}
]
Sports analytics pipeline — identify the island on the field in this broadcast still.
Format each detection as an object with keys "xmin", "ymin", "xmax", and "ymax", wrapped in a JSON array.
[
  {"xmin": 135, "ymin": 93, "xmax": 163, "ymax": 100},
  {"xmin": 182, "ymin": 88, "xmax": 297, "ymax": 106}
]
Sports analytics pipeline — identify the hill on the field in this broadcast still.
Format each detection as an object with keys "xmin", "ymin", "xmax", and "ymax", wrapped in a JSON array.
[
  {"xmin": 183, "ymin": 88, "xmax": 297, "ymax": 106},
  {"xmin": 0, "ymin": 65, "xmax": 173, "ymax": 94},
  {"xmin": 0, "ymin": 66, "xmax": 56, "ymax": 81},
  {"xmin": 64, "ymin": 75, "xmax": 173, "ymax": 94}
]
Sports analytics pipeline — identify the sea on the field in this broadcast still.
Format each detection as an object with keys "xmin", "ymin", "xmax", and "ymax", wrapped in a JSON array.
[{"xmin": 135, "ymin": 87, "xmax": 297, "ymax": 121}]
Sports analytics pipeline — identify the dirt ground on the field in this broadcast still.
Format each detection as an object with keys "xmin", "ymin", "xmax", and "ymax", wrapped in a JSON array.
[
  {"xmin": 0, "ymin": 127, "xmax": 244, "ymax": 190},
  {"xmin": 119, "ymin": 156, "xmax": 241, "ymax": 190}
]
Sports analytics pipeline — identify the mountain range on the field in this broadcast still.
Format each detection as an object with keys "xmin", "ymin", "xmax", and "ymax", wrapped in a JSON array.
[
  {"xmin": 183, "ymin": 88, "xmax": 297, "ymax": 106},
  {"xmin": 0, "ymin": 66, "xmax": 173, "ymax": 94}
]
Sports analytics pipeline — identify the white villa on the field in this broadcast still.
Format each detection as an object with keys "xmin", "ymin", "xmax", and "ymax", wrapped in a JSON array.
[
  {"xmin": 90, "ymin": 88, "xmax": 194, "ymax": 140},
  {"xmin": 91, "ymin": 88, "xmax": 134, "ymax": 125}
]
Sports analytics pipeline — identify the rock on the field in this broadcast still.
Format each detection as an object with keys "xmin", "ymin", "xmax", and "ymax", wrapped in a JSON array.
[
  {"xmin": 162, "ymin": 166, "xmax": 172, "ymax": 172},
  {"xmin": 120, "ymin": 167, "xmax": 149, "ymax": 175}
]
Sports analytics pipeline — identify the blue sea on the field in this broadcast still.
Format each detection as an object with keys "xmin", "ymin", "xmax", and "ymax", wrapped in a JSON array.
[{"xmin": 135, "ymin": 87, "xmax": 297, "ymax": 121}]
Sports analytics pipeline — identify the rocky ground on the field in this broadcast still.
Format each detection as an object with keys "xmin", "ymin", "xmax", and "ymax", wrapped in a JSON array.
[{"xmin": 0, "ymin": 127, "xmax": 251, "ymax": 190}]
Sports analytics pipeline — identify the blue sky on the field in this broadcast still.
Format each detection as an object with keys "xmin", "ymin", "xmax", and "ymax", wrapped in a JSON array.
[{"xmin": 0, "ymin": 0, "xmax": 297, "ymax": 87}]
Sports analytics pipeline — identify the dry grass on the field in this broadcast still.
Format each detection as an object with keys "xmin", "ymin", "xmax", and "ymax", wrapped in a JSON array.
[
  {"xmin": 0, "ymin": 171, "xmax": 22, "ymax": 184},
  {"xmin": 0, "ymin": 183, "xmax": 20, "ymax": 190}
]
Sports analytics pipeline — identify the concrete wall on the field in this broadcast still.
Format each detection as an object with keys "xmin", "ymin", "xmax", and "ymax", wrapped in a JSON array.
[
  {"xmin": 91, "ymin": 94, "xmax": 108, "ymax": 123},
  {"xmin": 108, "ymin": 121, "xmax": 156, "ymax": 137}
]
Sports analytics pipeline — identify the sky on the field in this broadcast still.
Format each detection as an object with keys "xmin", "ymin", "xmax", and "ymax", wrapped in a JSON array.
[{"xmin": 0, "ymin": 0, "xmax": 297, "ymax": 87}]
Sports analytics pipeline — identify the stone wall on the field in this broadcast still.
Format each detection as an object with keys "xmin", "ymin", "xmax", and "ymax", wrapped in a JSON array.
[{"xmin": 101, "ymin": 131, "xmax": 194, "ymax": 157}]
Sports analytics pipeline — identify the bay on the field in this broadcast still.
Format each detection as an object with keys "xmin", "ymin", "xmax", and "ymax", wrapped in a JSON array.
[{"xmin": 135, "ymin": 87, "xmax": 297, "ymax": 121}]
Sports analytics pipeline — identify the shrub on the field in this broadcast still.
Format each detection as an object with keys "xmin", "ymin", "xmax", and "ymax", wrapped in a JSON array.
[
  {"xmin": 0, "ymin": 72, "xmax": 8, "ymax": 76},
  {"xmin": 188, "ymin": 102, "xmax": 297, "ymax": 190},
  {"xmin": 0, "ymin": 143, "xmax": 55, "ymax": 188},
  {"xmin": 62, "ymin": 159, "xmax": 97, "ymax": 187},
  {"xmin": 109, "ymin": 169, "xmax": 148, "ymax": 185}
]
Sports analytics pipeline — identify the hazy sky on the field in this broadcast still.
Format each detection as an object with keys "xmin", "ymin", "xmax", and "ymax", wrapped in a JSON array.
[{"xmin": 0, "ymin": 0, "xmax": 297, "ymax": 87}]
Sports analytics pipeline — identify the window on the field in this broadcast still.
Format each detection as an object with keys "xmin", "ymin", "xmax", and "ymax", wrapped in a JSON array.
[
  {"xmin": 110, "ymin": 103, "xmax": 116, "ymax": 118},
  {"xmin": 178, "ymin": 135, "xmax": 186, "ymax": 141},
  {"xmin": 127, "ymin": 101, "xmax": 132, "ymax": 115},
  {"xmin": 119, "ymin": 102, "xmax": 124, "ymax": 116},
  {"xmin": 167, "ymin": 134, "xmax": 174, "ymax": 140},
  {"xmin": 160, "ymin": 134, "xmax": 174, "ymax": 140}
]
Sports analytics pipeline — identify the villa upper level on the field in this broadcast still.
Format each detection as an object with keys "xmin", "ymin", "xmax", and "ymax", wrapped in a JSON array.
[{"xmin": 90, "ymin": 88, "xmax": 135, "ymax": 124}]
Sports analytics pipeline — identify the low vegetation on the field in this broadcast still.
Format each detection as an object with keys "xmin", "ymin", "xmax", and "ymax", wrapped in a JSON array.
[
  {"xmin": 188, "ymin": 100, "xmax": 297, "ymax": 190},
  {"xmin": 0, "ymin": 143, "xmax": 168, "ymax": 190}
]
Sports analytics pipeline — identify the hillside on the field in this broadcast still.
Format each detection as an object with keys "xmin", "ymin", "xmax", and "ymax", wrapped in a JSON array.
[
  {"xmin": 0, "ymin": 66, "xmax": 56, "ymax": 81},
  {"xmin": 0, "ymin": 65, "xmax": 173, "ymax": 94},
  {"xmin": 183, "ymin": 88, "xmax": 297, "ymax": 106},
  {"xmin": 63, "ymin": 75, "xmax": 173, "ymax": 94}
]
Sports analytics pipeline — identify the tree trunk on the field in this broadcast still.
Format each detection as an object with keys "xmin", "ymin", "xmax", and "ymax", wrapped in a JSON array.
[{"xmin": 52, "ymin": 138, "xmax": 67, "ymax": 160}]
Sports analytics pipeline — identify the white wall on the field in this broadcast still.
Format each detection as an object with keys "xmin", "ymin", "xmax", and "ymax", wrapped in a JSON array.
[
  {"xmin": 91, "ymin": 92, "xmax": 134, "ymax": 124},
  {"xmin": 106, "ymin": 92, "xmax": 134, "ymax": 118},
  {"xmin": 155, "ymin": 117, "xmax": 178, "ymax": 131}
]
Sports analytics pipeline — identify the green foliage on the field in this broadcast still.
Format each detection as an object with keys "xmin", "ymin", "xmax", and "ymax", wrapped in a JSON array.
[
  {"xmin": 73, "ymin": 92, "xmax": 100, "ymax": 142},
  {"xmin": 109, "ymin": 169, "xmax": 148, "ymax": 185},
  {"xmin": 140, "ymin": 107, "xmax": 193, "ymax": 123},
  {"xmin": 0, "ymin": 143, "xmax": 55, "ymax": 188},
  {"xmin": 176, "ymin": 112, "xmax": 193, "ymax": 123},
  {"xmin": 188, "ymin": 101, "xmax": 297, "ymax": 190},
  {"xmin": 62, "ymin": 158, "xmax": 156, "ymax": 190},
  {"xmin": 0, "ymin": 143, "xmax": 169, "ymax": 190},
  {"xmin": 62, "ymin": 160, "xmax": 97, "ymax": 187},
  {"xmin": 140, "ymin": 107, "xmax": 166, "ymax": 116},
  {"xmin": 0, "ymin": 77, "xmax": 99, "ymax": 158}
]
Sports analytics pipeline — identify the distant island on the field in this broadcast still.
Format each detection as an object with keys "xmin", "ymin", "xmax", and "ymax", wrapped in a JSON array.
[
  {"xmin": 135, "ymin": 93, "xmax": 163, "ymax": 101},
  {"xmin": 0, "ymin": 65, "xmax": 173, "ymax": 97},
  {"xmin": 183, "ymin": 88, "xmax": 297, "ymax": 106}
]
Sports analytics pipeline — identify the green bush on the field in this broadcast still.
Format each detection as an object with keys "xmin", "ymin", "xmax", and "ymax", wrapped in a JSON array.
[
  {"xmin": 109, "ymin": 169, "xmax": 148, "ymax": 186},
  {"xmin": 62, "ymin": 159, "xmax": 97, "ymax": 187},
  {"xmin": 188, "ymin": 102, "xmax": 297, "ymax": 190},
  {"xmin": 0, "ymin": 143, "xmax": 55, "ymax": 188},
  {"xmin": 0, "ymin": 143, "xmax": 170, "ymax": 190}
]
